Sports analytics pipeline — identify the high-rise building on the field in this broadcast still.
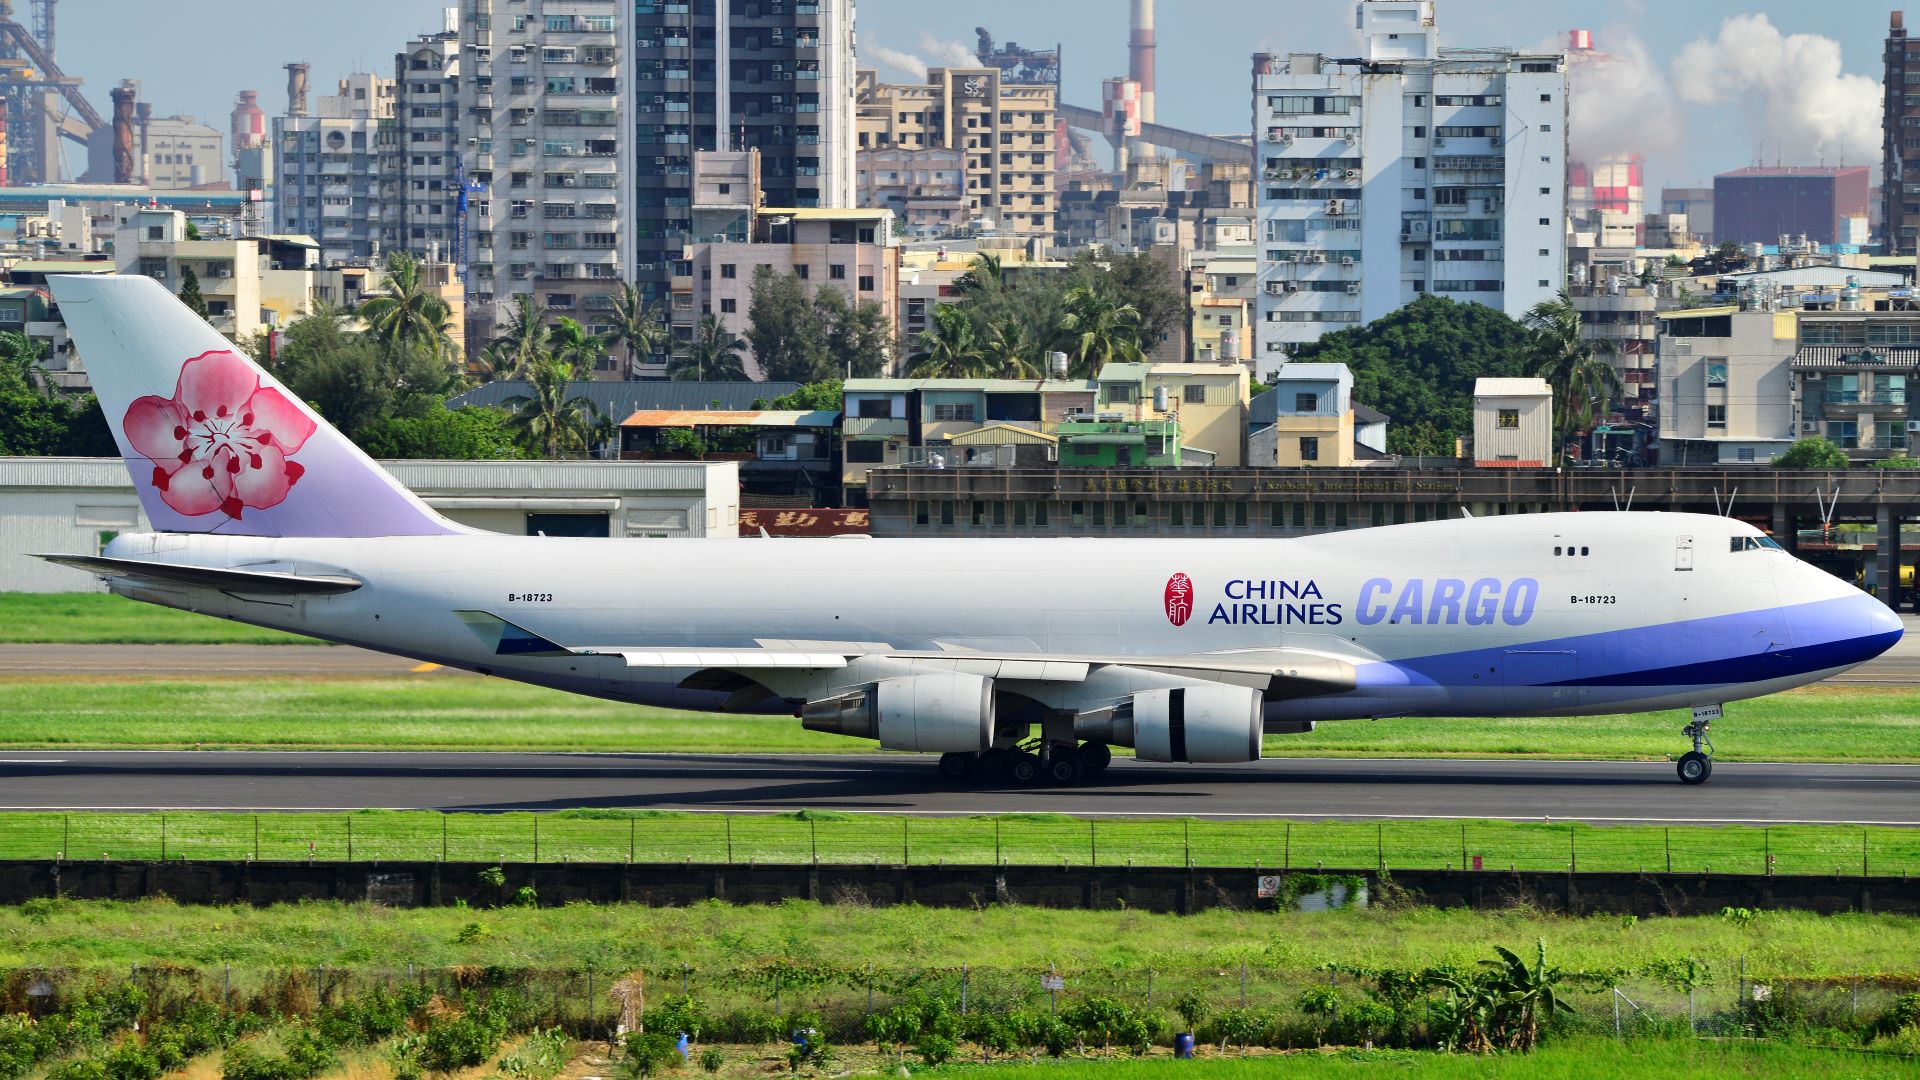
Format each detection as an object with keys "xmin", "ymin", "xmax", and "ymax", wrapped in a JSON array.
[
  {"xmin": 381, "ymin": 19, "xmax": 463, "ymax": 265},
  {"xmin": 274, "ymin": 72, "xmax": 396, "ymax": 267},
  {"xmin": 853, "ymin": 67, "xmax": 1057, "ymax": 241},
  {"xmin": 1886, "ymin": 11, "xmax": 1916, "ymax": 254},
  {"xmin": 1713, "ymin": 166, "xmax": 1871, "ymax": 247},
  {"xmin": 456, "ymin": 0, "xmax": 856, "ymax": 376},
  {"xmin": 1251, "ymin": 0, "xmax": 1567, "ymax": 360}
]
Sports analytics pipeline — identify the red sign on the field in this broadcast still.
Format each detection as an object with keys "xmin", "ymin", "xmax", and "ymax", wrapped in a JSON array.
[{"xmin": 1165, "ymin": 572, "xmax": 1195, "ymax": 627}]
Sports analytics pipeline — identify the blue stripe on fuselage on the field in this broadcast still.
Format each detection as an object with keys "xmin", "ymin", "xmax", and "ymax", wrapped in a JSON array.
[{"xmin": 1354, "ymin": 595, "xmax": 1896, "ymax": 690}]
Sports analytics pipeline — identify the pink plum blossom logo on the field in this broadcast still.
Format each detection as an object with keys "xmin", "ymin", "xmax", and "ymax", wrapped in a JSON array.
[{"xmin": 122, "ymin": 350, "xmax": 317, "ymax": 521}]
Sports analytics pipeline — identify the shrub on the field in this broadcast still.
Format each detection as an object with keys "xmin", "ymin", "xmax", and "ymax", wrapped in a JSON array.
[
  {"xmin": 640, "ymin": 996, "xmax": 708, "ymax": 1043},
  {"xmin": 1172, "ymin": 991, "xmax": 1208, "ymax": 1034},
  {"xmin": 695, "ymin": 1047, "xmax": 723, "ymax": 1074},
  {"xmin": 913, "ymin": 1032, "xmax": 955, "ymax": 1066},
  {"xmin": 512, "ymin": 886, "xmax": 538, "ymax": 909},
  {"xmin": 45, "ymin": 1062, "xmax": 108, "ymax": 1080},
  {"xmin": 418, "ymin": 1010, "xmax": 507, "ymax": 1074},
  {"xmin": 620, "ymin": 1032, "xmax": 680, "ymax": 1079}
]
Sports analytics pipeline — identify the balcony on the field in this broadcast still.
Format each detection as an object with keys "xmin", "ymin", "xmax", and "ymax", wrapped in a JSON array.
[
  {"xmin": 1823, "ymin": 390, "xmax": 1908, "ymax": 405},
  {"xmin": 845, "ymin": 416, "xmax": 907, "ymax": 439}
]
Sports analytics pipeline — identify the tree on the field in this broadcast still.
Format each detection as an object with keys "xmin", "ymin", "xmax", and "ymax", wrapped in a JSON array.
[
  {"xmin": 358, "ymin": 252, "xmax": 455, "ymax": 364},
  {"xmin": 671, "ymin": 314, "xmax": 748, "ymax": 381},
  {"xmin": 605, "ymin": 282, "xmax": 666, "ymax": 377},
  {"xmin": 0, "ymin": 330, "xmax": 51, "ymax": 395},
  {"xmin": 746, "ymin": 267, "xmax": 822, "ymax": 382},
  {"xmin": 1773, "ymin": 436, "xmax": 1849, "ymax": 469},
  {"xmin": 1289, "ymin": 294, "xmax": 1536, "ymax": 456},
  {"xmin": 1524, "ymin": 290, "xmax": 1620, "ymax": 459},
  {"xmin": 1055, "ymin": 285, "xmax": 1145, "ymax": 378},
  {"xmin": 547, "ymin": 316, "xmax": 605, "ymax": 378},
  {"xmin": 980, "ymin": 313, "xmax": 1044, "ymax": 379},
  {"xmin": 177, "ymin": 266, "xmax": 211, "ymax": 322},
  {"xmin": 761, "ymin": 379, "xmax": 842, "ymax": 412},
  {"xmin": 1068, "ymin": 249, "xmax": 1186, "ymax": 352},
  {"xmin": 1477, "ymin": 942, "xmax": 1574, "ymax": 1052},
  {"xmin": 492, "ymin": 294, "xmax": 553, "ymax": 380},
  {"xmin": 267, "ymin": 302, "xmax": 460, "ymax": 442},
  {"xmin": 905, "ymin": 304, "xmax": 988, "ymax": 378},
  {"xmin": 503, "ymin": 359, "xmax": 598, "ymax": 458},
  {"xmin": 952, "ymin": 253, "xmax": 1006, "ymax": 300},
  {"xmin": 356, "ymin": 406, "xmax": 526, "ymax": 460},
  {"xmin": 815, "ymin": 287, "xmax": 893, "ymax": 379}
]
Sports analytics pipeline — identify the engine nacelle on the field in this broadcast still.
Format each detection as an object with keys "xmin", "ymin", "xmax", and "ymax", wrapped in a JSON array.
[
  {"xmin": 1130, "ymin": 684, "xmax": 1263, "ymax": 763},
  {"xmin": 800, "ymin": 672, "xmax": 995, "ymax": 752}
]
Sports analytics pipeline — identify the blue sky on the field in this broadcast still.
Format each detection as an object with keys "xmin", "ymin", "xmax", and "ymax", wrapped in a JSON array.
[{"xmin": 62, "ymin": 1, "xmax": 1892, "ymax": 192}]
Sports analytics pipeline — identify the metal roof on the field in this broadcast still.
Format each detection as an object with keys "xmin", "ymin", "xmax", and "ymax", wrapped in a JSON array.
[
  {"xmin": 621, "ymin": 409, "xmax": 837, "ymax": 428},
  {"xmin": 950, "ymin": 423, "xmax": 1057, "ymax": 445},
  {"xmin": 1791, "ymin": 346, "xmax": 1920, "ymax": 370},
  {"xmin": 1474, "ymin": 377, "xmax": 1551, "ymax": 397},
  {"xmin": 844, "ymin": 377, "xmax": 1093, "ymax": 393},
  {"xmin": 449, "ymin": 379, "xmax": 804, "ymax": 416},
  {"xmin": 1353, "ymin": 403, "xmax": 1390, "ymax": 424}
]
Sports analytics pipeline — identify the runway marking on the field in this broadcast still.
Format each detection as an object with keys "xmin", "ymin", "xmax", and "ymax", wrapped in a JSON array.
[
  {"xmin": 0, "ymin": 805, "xmax": 1914, "ymax": 826},
  {"xmin": 0, "ymin": 759, "xmax": 65, "ymax": 763},
  {"xmin": 409, "ymin": 663, "xmax": 442, "ymax": 673}
]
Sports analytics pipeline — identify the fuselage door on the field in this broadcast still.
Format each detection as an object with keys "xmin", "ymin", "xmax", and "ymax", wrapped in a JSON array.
[{"xmin": 1675, "ymin": 535, "xmax": 1695, "ymax": 572}]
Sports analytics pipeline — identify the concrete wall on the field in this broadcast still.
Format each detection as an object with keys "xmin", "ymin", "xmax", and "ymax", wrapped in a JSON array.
[{"xmin": 2, "ymin": 860, "xmax": 1912, "ymax": 916}]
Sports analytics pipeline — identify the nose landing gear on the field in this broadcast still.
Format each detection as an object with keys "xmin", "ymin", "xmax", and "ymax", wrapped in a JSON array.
[{"xmin": 1676, "ymin": 719, "xmax": 1715, "ymax": 785}]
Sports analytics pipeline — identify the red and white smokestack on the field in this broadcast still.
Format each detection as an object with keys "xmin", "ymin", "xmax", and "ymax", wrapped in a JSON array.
[{"xmin": 1130, "ymin": 0, "xmax": 1156, "ymax": 126}]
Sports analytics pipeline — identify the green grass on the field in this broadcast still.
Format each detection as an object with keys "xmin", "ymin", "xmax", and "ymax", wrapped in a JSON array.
[
  {"xmin": 3, "ymin": 676, "xmax": 1919, "ymax": 761},
  {"xmin": 944, "ymin": 1040, "xmax": 1920, "ymax": 1080},
  {"xmin": 0, "ymin": 593, "xmax": 319, "ymax": 644},
  {"xmin": 4, "ymin": 898, "xmax": 1918, "ymax": 978},
  {"xmin": 10, "ymin": 809, "xmax": 1920, "ymax": 878}
]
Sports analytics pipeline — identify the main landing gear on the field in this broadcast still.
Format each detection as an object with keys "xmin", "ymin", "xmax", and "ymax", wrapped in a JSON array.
[
  {"xmin": 939, "ymin": 740, "xmax": 1113, "ymax": 787},
  {"xmin": 1676, "ymin": 719, "xmax": 1715, "ymax": 785}
]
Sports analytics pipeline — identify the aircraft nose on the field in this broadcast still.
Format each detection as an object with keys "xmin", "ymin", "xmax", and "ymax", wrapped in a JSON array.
[{"xmin": 1837, "ymin": 589, "xmax": 1904, "ymax": 666}]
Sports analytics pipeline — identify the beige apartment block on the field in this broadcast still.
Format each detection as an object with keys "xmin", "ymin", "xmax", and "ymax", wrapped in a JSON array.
[{"xmin": 855, "ymin": 68, "xmax": 1055, "ymax": 241}]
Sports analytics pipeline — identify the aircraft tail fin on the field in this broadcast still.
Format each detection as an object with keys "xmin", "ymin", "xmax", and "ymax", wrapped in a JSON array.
[{"xmin": 52, "ymin": 273, "xmax": 459, "ymax": 538}]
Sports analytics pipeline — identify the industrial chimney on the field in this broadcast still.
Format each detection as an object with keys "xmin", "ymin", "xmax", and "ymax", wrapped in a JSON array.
[
  {"xmin": 285, "ymin": 62, "xmax": 310, "ymax": 117},
  {"xmin": 231, "ymin": 90, "xmax": 265, "ymax": 152},
  {"xmin": 109, "ymin": 81, "xmax": 137, "ymax": 184},
  {"xmin": 1129, "ymin": 0, "xmax": 1156, "ymax": 127}
]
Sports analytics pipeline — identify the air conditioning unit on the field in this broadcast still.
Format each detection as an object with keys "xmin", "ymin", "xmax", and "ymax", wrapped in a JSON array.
[
  {"xmin": 1265, "ymin": 132, "xmax": 1283, "ymax": 143},
  {"xmin": 1311, "ymin": 252, "xmax": 1327, "ymax": 263},
  {"xmin": 1343, "ymin": 133, "xmax": 1358, "ymax": 145},
  {"xmin": 1345, "ymin": 283, "xmax": 1360, "ymax": 294},
  {"xmin": 1325, "ymin": 199, "xmax": 1345, "ymax": 215},
  {"xmin": 1344, "ymin": 169, "xmax": 1360, "ymax": 181},
  {"xmin": 1804, "ymin": 370, "xmax": 1821, "ymax": 379},
  {"xmin": 1282, "ymin": 133, "xmax": 1294, "ymax": 145},
  {"xmin": 1488, "ymin": 136, "xmax": 1501, "ymax": 146},
  {"xmin": 1803, "ymin": 421, "xmax": 1818, "ymax": 433},
  {"xmin": 1340, "ymin": 256, "xmax": 1354, "ymax": 266},
  {"xmin": 1265, "ymin": 281, "xmax": 1287, "ymax": 296},
  {"xmin": 1403, "ymin": 219, "xmax": 1429, "ymax": 237},
  {"xmin": 1433, "ymin": 136, "xmax": 1447, "ymax": 146},
  {"xmin": 1907, "ymin": 420, "xmax": 1920, "ymax": 433}
]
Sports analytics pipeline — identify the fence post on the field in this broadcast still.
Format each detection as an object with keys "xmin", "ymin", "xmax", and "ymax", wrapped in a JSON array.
[
  {"xmin": 254, "ymin": 815, "xmax": 261, "ymax": 862},
  {"xmin": 1089, "ymin": 820, "xmax": 1096, "ymax": 866},
  {"xmin": 629, "ymin": 817, "xmax": 636, "ymax": 864},
  {"xmin": 902, "ymin": 818, "xmax": 909, "ymax": 865},
  {"xmin": 1239, "ymin": 960, "xmax": 1247, "ymax": 1006},
  {"xmin": 61, "ymin": 814, "xmax": 68, "ymax": 861},
  {"xmin": 1764, "ymin": 828, "xmax": 1770, "ymax": 875},
  {"xmin": 532, "ymin": 815, "xmax": 539, "ymax": 864},
  {"xmin": 811, "ymin": 819, "xmax": 818, "ymax": 866},
  {"xmin": 1665, "ymin": 828, "xmax": 1672, "ymax": 874},
  {"xmin": 1376, "ymin": 822, "xmax": 1383, "ymax": 871},
  {"xmin": 961, "ymin": 965, "xmax": 969, "ymax": 1015},
  {"xmin": 160, "ymin": 814, "xmax": 167, "ymax": 862},
  {"xmin": 1569, "ymin": 823, "xmax": 1575, "ymax": 872},
  {"xmin": 1147, "ymin": 968, "xmax": 1153, "ymax": 1006},
  {"xmin": 347, "ymin": 816, "xmax": 353, "ymax": 861},
  {"xmin": 1460, "ymin": 822, "xmax": 1466, "ymax": 871},
  {"xmin": 1863, "ymin": 829, "xmax": 1869, "ymax": 877},
  {"xmin": 725, "ymin": 816, "xmax": 733, "ymax": 864},
  {"xmin": 443, "ymin": 816, "xmax": 450, "ymax": 862},
  {"xmin": 1284, "ymin": 822, "xmax": 1291, "ymax": 871},
  {"xmin": 1184, "ymin": 820, "xmax": 1191, "ymax": 867},
  {"xmin": 994, "ymin": 819, "xmax": 1001, "ymax": 865}
]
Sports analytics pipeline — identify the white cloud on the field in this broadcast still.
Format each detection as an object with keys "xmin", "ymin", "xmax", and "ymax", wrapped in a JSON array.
[
  {"xmin": 1670, "ymin": 14, "xmax": 1881, "ymax": 167},
  {"xmin": 866, "ymin": 42, "xmax": 928, "ymax": 81},
  {"xmin": 918, "ymin": 33, "xmax": 979, "ymax": 70},
  {"xmin": 1563, "ymin": 29, "xmax": 1684, "ymax": 165}
]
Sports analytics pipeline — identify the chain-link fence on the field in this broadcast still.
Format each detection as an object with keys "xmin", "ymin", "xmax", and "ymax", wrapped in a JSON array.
[{"xmin": 4, "ymin": 812, "xmax": 1917, "ymax": 879}]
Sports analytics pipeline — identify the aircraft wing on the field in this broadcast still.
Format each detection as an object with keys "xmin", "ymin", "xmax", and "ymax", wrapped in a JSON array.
[{"xmin": 32, "ymin": 554, "xmax": 363, "ymax": 595}]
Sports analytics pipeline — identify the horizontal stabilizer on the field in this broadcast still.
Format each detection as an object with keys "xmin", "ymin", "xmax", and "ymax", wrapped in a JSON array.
[{"xmin": 32, "ymin": 553, "xmax": 362, "ymax": 595}]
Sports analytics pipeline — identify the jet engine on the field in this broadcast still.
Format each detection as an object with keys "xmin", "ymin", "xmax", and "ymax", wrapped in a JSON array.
[
  {"xmin": 1075, "ymin": 684, "xmax": 1263, "ymax": 763},
  {"xmin": 800, "ymin": 672, "xmax": 995, "ymax": 752}
]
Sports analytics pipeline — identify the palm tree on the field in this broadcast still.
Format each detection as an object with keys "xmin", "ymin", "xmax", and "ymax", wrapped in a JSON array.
[
  {"xmin": 1056, "ymin": 285, "xmax": 1145, "ymax": 378},
  {"xmin": 953, "ymin": 253, "xmax": 1006, "ymax": 299},
  {"xmin": 979, "ymin": 312, "xmax": 1043, "ymax": 379},
  {"xmin": 905, "ymin": 304, "xmax": 989, "ymax": 378},
  {"xmin": 0, "ymin": 330, "xmax": 51, "ymax": 395},
  {"xmin": 1525, "ymin": 290, "xmax": 1621, "ymax": 459},
  {"xmin": 502, "ymin": 359, "xmax": 597, "ymax": 458},
  {"xmin": 358, "ymin": 252, "xmax": 454, "ymax": 362},
  {"xmin": 668, "ymin": 314, "xmax": 748, "ymax": 381},
  {"xmin": 604, "ymin": 282, "xmax": 666, "ymax": 377},
  {"xmin": 492, "ymin": 294, "xmax": 552, "ymax": 380},
  {"xmin": 547, "ymin": 316, "xmax": 605, "ymax": 379}
]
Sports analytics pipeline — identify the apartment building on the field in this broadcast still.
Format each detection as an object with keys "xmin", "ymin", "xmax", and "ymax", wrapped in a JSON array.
[
  {"xmin": 854, "ymin": 67, "xmax": 1056, "ymax": 241},
  {"xmin": 113, "ymin": 207, "xmax": 322, "ymax": 342},
  {"xmin": 1253, "ymin": 0, "xmax": 1567, "ymax": 358},
  {"xmin": 855, "ymin": 144, "xmax": 967, "ymax": 237},
  {"xmin": 274, "ymin": 72, "xmax": 396, "ymax": 266},
  {"xmin": 1887, "ymin": 10, "xmax": 1919, "ymax": 255},
  {"xmin": 1656, "ymin": 307, "xmax": 1797, "ymax": 465},
  {"xmin": 382, "ymin": 21, "xmax": 464, "ymax": 264}
]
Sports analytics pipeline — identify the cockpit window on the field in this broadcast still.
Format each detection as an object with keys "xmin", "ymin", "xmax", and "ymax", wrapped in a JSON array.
[{"xmin": 1731, "ymin": 536, "xmax": 1783, "ymax": 552}]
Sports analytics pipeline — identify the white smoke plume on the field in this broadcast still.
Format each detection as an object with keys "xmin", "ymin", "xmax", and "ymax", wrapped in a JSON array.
[
  {"xmin": 918, "ymin": 33, "xmax": 980, "ymax": 70},
  {"xmin": 866, "ymin": 42, "xmax": 929, "ymax": 81},
  {"xmin": 1563, "ymin": 29, "xmax": 1683, "ymax": 165},
  {"xmin": 1671, "ymin": 14, "xmax": 1881, "ymax": 167}
]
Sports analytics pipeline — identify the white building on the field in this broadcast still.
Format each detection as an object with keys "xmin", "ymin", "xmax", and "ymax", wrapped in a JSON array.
[
  {"xmin": 1472, "ymin": 377, "xmax": 1553, "ymax": 467},
  {"xmin": 1253, "ymin": 0, "xmax": 1568, "ymax": 358},
  {"xmin": 274, "ymin": 72, "xmax": 397, "ymax": 266},
  {"xmin": 1, "ymin": 457, "xmax": 741, "ymax": 592},
  {"xmin": 382, "ymin": 17, "xmax": 464, "ymax": 264},
  {"xmin": 86, "ymin": 113, "xmax": 226, "ymax": 190}
]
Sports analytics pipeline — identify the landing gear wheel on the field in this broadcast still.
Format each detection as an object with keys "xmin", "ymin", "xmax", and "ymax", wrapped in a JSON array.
[
  {"xmin": 1677, "ymin": 751, "xmax": 1712, "ymax": 785},
  {"xmin": 1078, "ymin": 741, "xmax": 1112, "ymax": 776},
  {"xmin": 1009, "ymin": 752, "xmax": 1040, "ymax": 785},
  {"xmin": 937, "ymin": 752, "xmax": 974, "ymax": 781},
  {"xmin": 1045, "ymin": 754, "xmax": 1084, "ymax": 786},
  {"xmin": 978, "ymin": 749, "xmax": 1011, "ymax": 784}
]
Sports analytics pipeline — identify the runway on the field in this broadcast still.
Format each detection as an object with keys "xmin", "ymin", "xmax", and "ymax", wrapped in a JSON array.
[
  {"xmin": 1, "ymin": 751, "xmax": 1916, "ymax": 824},
  {"xmin": 4, "ymin": 613, "xmax": 1919, "ymax": 682}
]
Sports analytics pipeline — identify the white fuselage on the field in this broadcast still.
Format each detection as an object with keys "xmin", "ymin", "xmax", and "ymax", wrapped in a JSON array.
[{"xmin": 103, "ymin": 511, "xmax": 1900, "ymax": 726}]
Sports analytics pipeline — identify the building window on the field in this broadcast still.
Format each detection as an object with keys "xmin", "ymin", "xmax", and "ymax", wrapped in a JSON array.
[
  {"xmin": 1300, "ymin": 436, "xmax": 1319, "ymax": 461},
  {"xmin": 932, "ymin": 403, "xmax": 976, "ymax": 422},
  {"xmin": 1104, "ymin": 383, "xmax": 1138, "ymax": 404},
  {"xmin": 1497, "ymin": 408, "xmax": 1519, "ymax": 429},
  {"xmin": 796, "ymin": 265, "xmax": 810, "ymax": 279},
  {"xmin": 1707, "ymin": 404, "xmax": 1727, "ymax": 428},
  {"xmin": 1294, "ymin": 392, "xmax": 1317, "ymax": 412},
  {"xmin": 858, "ymin": 275, "xmax": 875, "ymax": 292},
  {"xmin": 830, "ymin": 264, "xmax": 846, "ymax": 280},
  {"xmin": 720, "ymin": 263, "xmax": 736, "ymax": 279},
  {"xmin": 720, "ymin": 298, "xmax": 736, "ymax": 313},
  {"xmin": 1184, "ymin": 384, "xmax": 1206, "ymax": 404}
]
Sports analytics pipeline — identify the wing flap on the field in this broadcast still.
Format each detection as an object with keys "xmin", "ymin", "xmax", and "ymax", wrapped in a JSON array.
[{"xmin": 33, "ymin": 554, "xmax": 362, "ymax": 595}]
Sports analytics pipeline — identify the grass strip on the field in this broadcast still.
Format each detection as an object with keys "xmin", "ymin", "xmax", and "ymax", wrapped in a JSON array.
[
  {"xmin": 7, "ymin": 809, "xmax": 1920, "ymax": 878},
  {"xmin": 3, "ymin": 677, "xmax": 1919, "ymax": 761},
  {"xmin": 4, "ymin": 898, "xmax": 1919, "ymax": 979},
  {"xmin": 946, "ymin": 1038, "xmax": 1920, "ymax": 1080},
  {"xmin": 0, "ymin": 593, "xmax": 318, "ymax": 644}
]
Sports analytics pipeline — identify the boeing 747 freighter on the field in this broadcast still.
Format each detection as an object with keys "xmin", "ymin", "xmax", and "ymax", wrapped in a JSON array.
[{"xmin": 35, "ymin": 276, "xmax": 1903, "ymax": 785}]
